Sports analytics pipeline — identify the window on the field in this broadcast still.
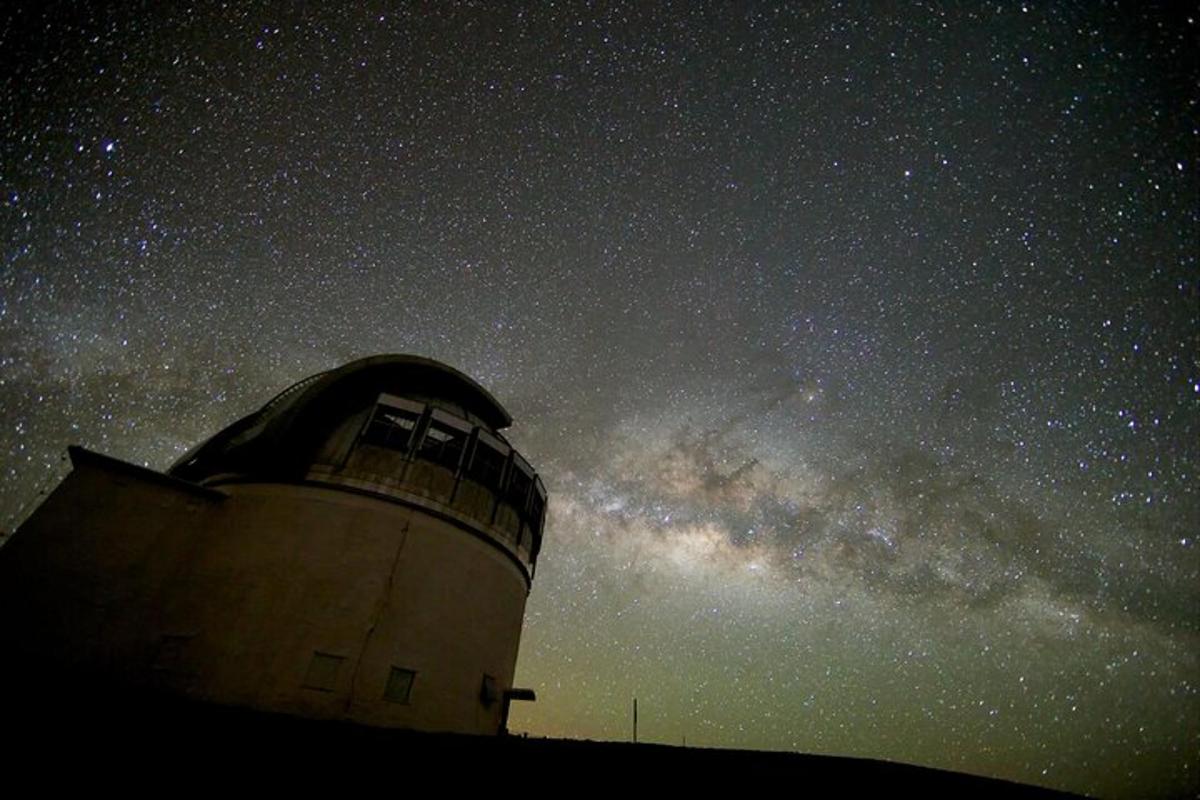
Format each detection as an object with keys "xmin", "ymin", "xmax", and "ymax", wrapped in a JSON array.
[
  {"xmin": 384, "ymin": 666, "xmax": 416, "ymax": 704},
  {"xmin": 416, "ymin": 412, "xmax": 470, "ymax": 472},
  {"xmin": 466, "ymin": 432, "xmax": 509, "ymax": 491},
  {"xmin": 362, "ymin": 405, "xmax": 420, "ymax": 453},
  {"xmin": 302, "ymin": 652, "xmax": 345, "ymax": 692},
  {"xmin": 506, "ymin": 456, "xmax": 533, "ymax": 512},
  {"xmin": 528, "ymin": 483, "xmax": 546, "ymax": 539}
]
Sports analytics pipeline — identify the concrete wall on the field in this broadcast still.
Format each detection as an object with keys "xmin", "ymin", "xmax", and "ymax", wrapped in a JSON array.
[{"xmin": 0, "ymin": 452, "xmax": 529, "ymax": 735}]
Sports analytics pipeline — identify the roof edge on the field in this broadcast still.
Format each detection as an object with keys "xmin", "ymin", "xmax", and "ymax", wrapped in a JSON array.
[{"xmin": 326, "ymin": 355, "xmax": 513, "ymax": 429}]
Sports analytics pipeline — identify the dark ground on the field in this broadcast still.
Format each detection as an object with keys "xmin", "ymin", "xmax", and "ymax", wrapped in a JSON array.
[{"xmin": 5, "ymin": 686, "xmax": 1085, "ymax": 797}]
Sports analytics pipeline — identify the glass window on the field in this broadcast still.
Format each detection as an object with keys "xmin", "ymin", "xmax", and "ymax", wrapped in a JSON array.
[
  {"xmin": 528, "ymin": 486, "xmax": 545, "ymax": 539},
  {"xmin": 303, "ymin": 652, "xmax": 345, "ymax": 692},
  {"xmin": 506, "ymin": 470, "xmax": 530, "ymax": 532},
  {"xmin": 384, "ymin": 666, "xmax": 416, "ymax": 704},
  {"xmin": 362, "ymin": 405, "xmax": 420, "ymax": 452},
  {"xmin": 466, "ymin": 432, "xmax": 509, "ymax": 491},
  {"xmin": 416, "ymin": 411, "xmax": 471, "ymax": 473},
  {"xmin": 507, "ymin": 458, "xmax": 533, "ymax": 513}
]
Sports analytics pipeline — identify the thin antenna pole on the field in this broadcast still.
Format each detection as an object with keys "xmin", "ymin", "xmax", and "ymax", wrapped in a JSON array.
[{"xmin": 633, "ymin": 697, "xmax": 638, "ymax": 743}]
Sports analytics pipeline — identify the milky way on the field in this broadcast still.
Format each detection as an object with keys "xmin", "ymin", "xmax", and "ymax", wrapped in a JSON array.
[{"xmin": 1, "ymin": 4, "xmax": 1196, "ymax": 796}]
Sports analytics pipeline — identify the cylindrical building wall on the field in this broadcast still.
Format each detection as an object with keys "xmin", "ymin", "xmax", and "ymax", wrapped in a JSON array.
[
  {"xmin": 156, "ymin": 482, "xmax": 531, "ymax": 733},
  {"xmin": 0, "ymin": 355, "xmax": 545, "ymax": 736}
]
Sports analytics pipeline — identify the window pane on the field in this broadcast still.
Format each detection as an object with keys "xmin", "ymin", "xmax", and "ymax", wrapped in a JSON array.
[
  {"xmin": 384, "ymin": 666, "xmax": 416, "ymax": 704},
  {"xmin": 528, "ymin": 490, "xmax": 545, "ymax": 538},
  {"xmin": 466, "ymin": 437, "xmax": 508, "ymax": 491},
  {"xmin": 507, "ymin": 463, "xmax": 532, "ymax": 512},
  {"xmin": 362, "ymin": 405, "xmax": 420, "ymax": 452},
  {"xmin": 303, "ymin": 652, "xmax": 345, "ymax": 692},
  {"xmin": 416, "ymin": 419, "xmax": 469, "ymax": 472}
]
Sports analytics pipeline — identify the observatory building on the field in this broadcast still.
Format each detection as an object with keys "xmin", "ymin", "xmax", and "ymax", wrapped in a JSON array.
[{"xmin": 0, "ymin": 355, "xmax": 546, "ymax": 735}]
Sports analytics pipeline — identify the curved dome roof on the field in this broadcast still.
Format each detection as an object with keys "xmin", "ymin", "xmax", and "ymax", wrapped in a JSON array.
[{"xmin": 170, "ymin": 354, "xmax": 512, "ymax": 483}]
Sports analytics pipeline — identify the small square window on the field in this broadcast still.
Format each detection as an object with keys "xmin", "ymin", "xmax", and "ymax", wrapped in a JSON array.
[
  {"xmin": 303, "ymin": 652, "xmax": 345, "ymax": 692},
  {"xmin": 384, "ymin": 666, "xmax": 416, "ymax": 704}
]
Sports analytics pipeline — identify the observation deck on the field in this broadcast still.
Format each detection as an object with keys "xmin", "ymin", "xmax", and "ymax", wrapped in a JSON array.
[{"xmin": 170, "ymin": 354, "xmax": 546, "ymax": 582}]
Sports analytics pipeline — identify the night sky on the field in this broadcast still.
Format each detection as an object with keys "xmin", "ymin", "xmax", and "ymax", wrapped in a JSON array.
[{"xmin": 2, "ymin": 3, "xmax": 1197, "ymax": 796}]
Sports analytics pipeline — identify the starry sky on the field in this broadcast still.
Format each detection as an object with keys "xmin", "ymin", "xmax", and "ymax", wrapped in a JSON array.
[{"xmin": 1, "ymin": 3, "xmax": 1196, "ymax": 796}]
